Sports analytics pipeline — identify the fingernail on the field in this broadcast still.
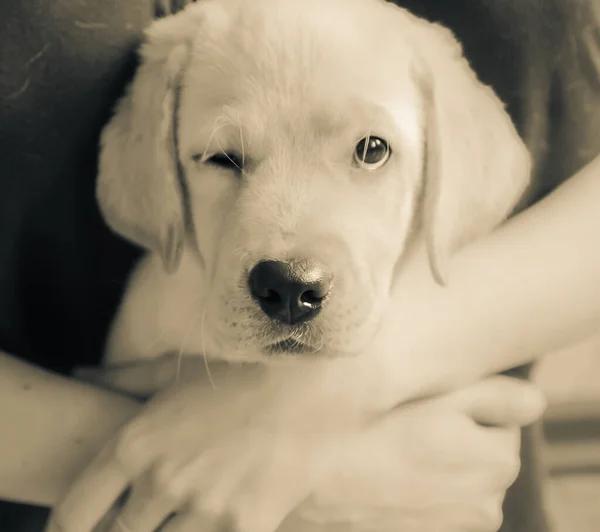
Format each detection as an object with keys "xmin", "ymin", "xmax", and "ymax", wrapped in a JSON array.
[{"xmin": 521, "ymin": 388, "xmax": 548, "ymax": 421}]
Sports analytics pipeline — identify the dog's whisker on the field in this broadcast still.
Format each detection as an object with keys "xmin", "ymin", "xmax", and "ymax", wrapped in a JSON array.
[
  {"xmin": 212, "ymin": 132, "xmax": 248, "ymax": 177},
  {"xmin": 173, "ymin": 291, "xmax": 212, "ymax": 386},
  {"xmin": 234, "ymin": 117, "xmax": 250, "ymax": 180},
  {"xmin": 314, "ymin": 330, "xmax": 327, "ymax": 353},
  {"xmin": 199, "ymin": 290, "xmax": 217, "ymax": 389},
  {"xmin": 237, "ymin": 251, "xmax": 251, "ymax": 270},
  {"xmin": 239, "ymin": 123, "xmax": 246, "ymax": 168},
  {"xmin": 141, "ymin": 335, "xmax": 169, "ymax": 357},
  {"xmin": 214, "ymin": 134, "xmax": 243, "ymax": 172},
  {"xmin": 202, "ymin": 115, "xmax": 234, "ymax": 162},
  {"xmin": 361, "ymin": 130, "xmax": 372, "ymax": 164}
]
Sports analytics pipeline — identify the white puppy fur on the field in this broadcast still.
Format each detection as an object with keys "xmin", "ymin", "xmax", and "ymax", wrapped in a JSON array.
[{"xmin": 98, "ymin": 0, "xmax": 530, "ymax": 371}]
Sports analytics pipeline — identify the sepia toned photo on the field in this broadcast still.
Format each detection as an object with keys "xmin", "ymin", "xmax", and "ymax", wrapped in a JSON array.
[{"xmin": 1, "ymin": 1, "xmax": 599, "ymax": 531}]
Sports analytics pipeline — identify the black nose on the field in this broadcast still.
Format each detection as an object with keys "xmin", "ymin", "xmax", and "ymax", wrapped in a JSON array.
[{"xmin": 248, "ymin": 259, "xmax": 332, "ymax": 325}]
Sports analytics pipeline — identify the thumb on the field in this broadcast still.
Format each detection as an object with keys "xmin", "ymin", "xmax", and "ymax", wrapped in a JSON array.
[{"xmin": 459, "ymin": 375, "xmax": 547, "ymax": 428}]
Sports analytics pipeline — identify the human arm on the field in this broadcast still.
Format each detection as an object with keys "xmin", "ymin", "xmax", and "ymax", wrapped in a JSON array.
[
  {"xmin": 0, "ymin": 352, "xmax": 141, "ymax": 507},
  {"xmin": 0, "ymin": 348, "xmax": 541, "ymax": 532},
  {"xmin": 285, "ymin": 148, "xmax": 600, "ymax": 412},
  {"xmin": 370, "ymin": 148, "xmax": 600, "ymax": 404},
  {"xmin": 9, "ymin": 133, "xmax": 597, "ymax": 517},
  {"xmin": 82, "ymin": 150, "xmax": 600, "ymax": 406},
  {"xmin": 51, "ymin": 152, "xmax": 600, "ymax": 532},
  {"xmin": 47, "ymin": 371, "xmax": 545, "ymax": 532},
  {"xmin": 282, "ymin": 376, "xmax": 545, "ymax": 532},
  {"xmin": 0, "ymin": 0, "xmax": 196, "ymax": 512}
]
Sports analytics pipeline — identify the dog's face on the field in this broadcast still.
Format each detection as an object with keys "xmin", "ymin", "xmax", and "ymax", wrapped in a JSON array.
[
  {"xmin": 177, "ymin": 1, "xmax": 423, "ymax": 357},
  {"xmin": 98, "ymin": 0, "xmax": 530, "ymax": 361}
]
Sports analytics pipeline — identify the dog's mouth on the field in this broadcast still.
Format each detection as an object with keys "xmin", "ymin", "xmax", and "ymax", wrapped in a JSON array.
[{"xmin": 264, "ymin": 337, "xmax": 319, "ymax": 356}]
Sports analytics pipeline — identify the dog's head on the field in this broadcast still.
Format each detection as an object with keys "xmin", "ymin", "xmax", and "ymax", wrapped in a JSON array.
[{"xmin": 98, "ymin": 0, "xmax": 530, "ymax": 361}]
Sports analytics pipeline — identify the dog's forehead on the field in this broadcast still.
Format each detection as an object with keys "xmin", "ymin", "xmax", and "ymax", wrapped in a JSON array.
[
  {"xmin": 179, "ymin": 0, "xmax": 421, "ymax": 154},
  {"xmin": 192, "ymin": 0, "xmax": 416, "ymax": 84}
]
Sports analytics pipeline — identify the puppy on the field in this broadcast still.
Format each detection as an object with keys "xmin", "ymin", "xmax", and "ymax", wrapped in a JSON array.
[
  {"xmin": 100, "ymin": 0, "xmax": 528, "ymax": 366},
  {"xmin": 97, "ymin": 0, "xmax": 539, "ymax": 529}
]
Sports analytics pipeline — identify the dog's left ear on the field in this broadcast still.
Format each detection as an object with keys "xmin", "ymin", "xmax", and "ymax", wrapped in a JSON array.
[
  {"xmin": 97, "ymin": 6, "xmax": 206, "ymax": 273},
  {"xmin": 411, "ymin": 19, "xmax": 531, "ymax": 285}
]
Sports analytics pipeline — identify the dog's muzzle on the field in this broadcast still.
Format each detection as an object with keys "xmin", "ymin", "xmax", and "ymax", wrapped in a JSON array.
[{"xmin": 248, "ymin": 259, "xmax": 332, "ymax": 325}]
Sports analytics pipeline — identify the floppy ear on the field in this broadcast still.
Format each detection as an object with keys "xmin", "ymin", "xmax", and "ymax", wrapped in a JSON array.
[
  {"xmin": 412, "ymin": 21, "xmax": 531, "ymax": 285},
  {"xmin": 97, "ymin": 6, "xmax": 204, "ymax": 273}
]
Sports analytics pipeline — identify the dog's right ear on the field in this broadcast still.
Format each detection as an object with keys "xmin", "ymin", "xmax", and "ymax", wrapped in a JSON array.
[
  {"xmin": 97, "ymin": 6, "xmax": 204, "ymax": 273},
  {"xmin": 408, "ymin": 18, "xmax": 531, "ymax": 285}
]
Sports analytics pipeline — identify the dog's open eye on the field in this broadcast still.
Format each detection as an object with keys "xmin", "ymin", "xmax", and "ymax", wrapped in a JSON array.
[
  {"xmin": 193, "ymin": 152, "xmax": 243, "ymax": 172},
  {"xmin": 353, "ymin": 136, "xmax": 391, "ymax": 170}
]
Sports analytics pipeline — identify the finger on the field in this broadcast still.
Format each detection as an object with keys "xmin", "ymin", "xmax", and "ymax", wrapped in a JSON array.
[
  {"xmin": 415, "ymin": 420, "xmax": 521, "ymax": 496},
  {"xmin": 374, "ymin": 387, "xmax": 522, "ymax": 469},
  {"xmin": 74, "ymin": 356, "xmax": 265, "ymax": 398},
  {"xmin": 186, "ymin": 440, "xmax": 327, "ymax": 532},
  {"xmin": 279, "ymin": 513, "xmax": 348, "ymax": 532},
  {"xmin": 106, "ymin": 470, "xmax": 179, "ymax": 532},
  {"xmin": 469, "ymin": 495, "xmax": 505, "ymax": 532},
  {"xmin": 47, "ymin": 438, "xmax": 130, "ymax": 532},
  {"xmin": 420, "ymin": 408, "xmax": 521, "ymax": 468},
  {"xmin": 74, "ymin": 354, "xmax": 207, "ymax": 398},
  {"xmin": 225, "ymin": 458, "xmax": 328, "ymax": 532},
  {"xmin": 465, "ymin": 423, "xmax": 522, "ymax": 491},
  {"xmin": 160, "ymin": 511, "xmax": 215, "ymax": 532},
  {"xmin": 458, "ymin": 376, "xmax": 547, "ymax": 428},
  {"xmin": 471, "ymin": 423, "xmax": 521, "ymax": 461}
]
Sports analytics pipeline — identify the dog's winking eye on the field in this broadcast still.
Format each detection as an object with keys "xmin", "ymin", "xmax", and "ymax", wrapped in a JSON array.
[
  {"xmin": 193, "ymin": 152, "xmax": 243, "ymax": 172},
  {"xmin": 353, "ymin": 136, "xmax": 391, "ymax": 170}
]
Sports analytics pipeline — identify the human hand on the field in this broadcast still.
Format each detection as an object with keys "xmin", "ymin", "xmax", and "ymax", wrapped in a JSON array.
[
  {"xmin": 50, "ymin": 356, "xmax": 545, "ymax": 532},
  {"xmin": 50, "ymin": 358, "xmax": 363, "ymax": 532},
  {"xmin": 73, "ymin": 353, "xmax": 219, "ymax": 399},
  {"xmin": 281, "ymin": 375, "xmax": 546, "ymax": 532}
]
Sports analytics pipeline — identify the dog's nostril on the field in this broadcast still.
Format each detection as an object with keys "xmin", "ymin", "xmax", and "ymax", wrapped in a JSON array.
[
  {"xmin": 300, "ymin": 290, "xmax": 326, "ymax": 306},
  {"xmin": 248, "ymin": 259, "xmax": 332, "ymax": 325}
]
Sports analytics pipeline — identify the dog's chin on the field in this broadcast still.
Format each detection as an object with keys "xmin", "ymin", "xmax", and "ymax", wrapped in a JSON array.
[
  {"xmin": 211, "ymin": 309, "xmax": 384, "ymax": 362},
  {"xmin": 264, "ymin": 338, "xmax": 322, "ymax": 357},
  {"xmin": 261, "ymin": 335, "xmax": 373, "ymax": 360},
  {"xmin": 214, "ymin": 333, "xmax": 371, "ymax": 364}
]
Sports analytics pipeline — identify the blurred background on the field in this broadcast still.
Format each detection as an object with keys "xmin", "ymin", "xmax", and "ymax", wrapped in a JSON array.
[{"xmin": 536, "ymin": 333, "xmax": 600, "ymax": 531}]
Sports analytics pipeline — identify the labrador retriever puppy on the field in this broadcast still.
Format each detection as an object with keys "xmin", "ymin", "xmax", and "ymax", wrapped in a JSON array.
[
  {"xmin": 93, "ymin": 0, "xmax": 541, "ymax": 530},
  {"xmin": 101, "ymin": 0, "xmax": 528, "ymax": 365}
]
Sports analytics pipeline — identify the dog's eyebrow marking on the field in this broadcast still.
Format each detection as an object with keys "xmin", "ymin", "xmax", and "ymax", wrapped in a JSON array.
[{"xmin": 239, "ymin": 121, "xmax": 246, "ymax": 169}]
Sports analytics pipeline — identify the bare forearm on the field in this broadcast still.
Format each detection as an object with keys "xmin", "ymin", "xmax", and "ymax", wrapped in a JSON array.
[
  {"xmin": 0, "ymin": 352, "xmax": 141, "ymax": 507},
  {"xmin": 373, "ymin": 153, "xmax": 600, "ymax": 404},
  {"xmin": 292, "ymin": 154, "xmax": 600, "ymax": 413}
]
